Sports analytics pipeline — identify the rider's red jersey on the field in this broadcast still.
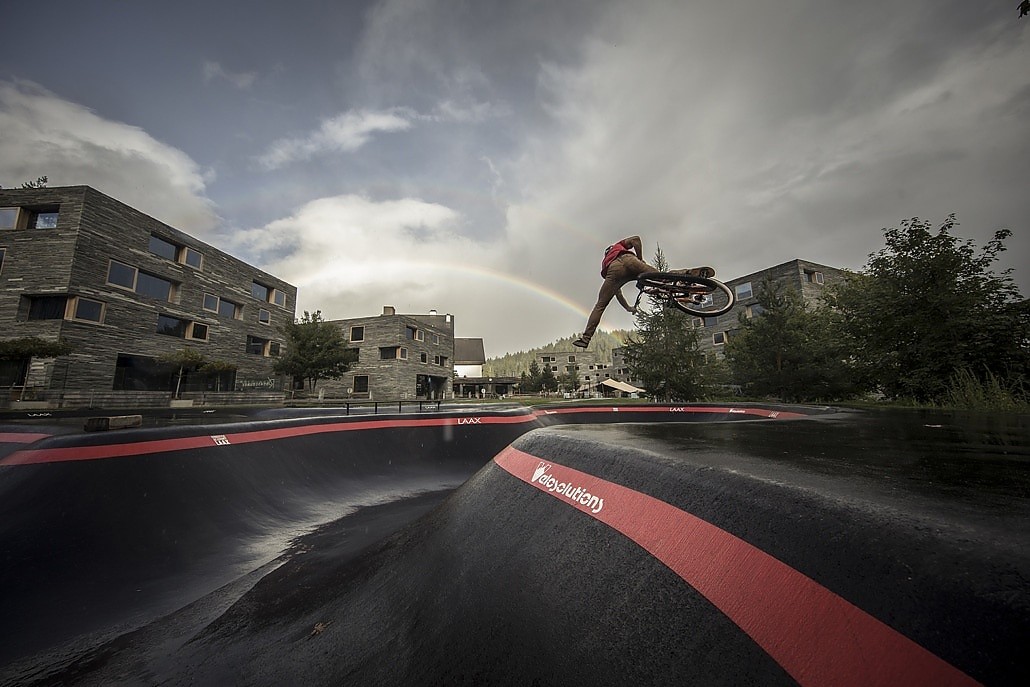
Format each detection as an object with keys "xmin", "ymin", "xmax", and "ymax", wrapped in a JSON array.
[{"xmin": 601, "ymin": 242, "xmax": 631, "ymax": 277}]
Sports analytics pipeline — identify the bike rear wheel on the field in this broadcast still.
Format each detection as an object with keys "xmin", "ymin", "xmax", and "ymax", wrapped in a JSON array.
[{"xmin": 636, "ymin": 272, "xmax": 736, "ymax": 317}]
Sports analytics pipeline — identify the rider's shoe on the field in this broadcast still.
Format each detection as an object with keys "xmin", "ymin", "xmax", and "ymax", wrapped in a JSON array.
[
  {"xmin": 684, "ymin": 266, "xmax": 715, "ymax": 279},
  {"xmin": 573, "ymin": 337, "xmax": 589, "ymax": 348}
]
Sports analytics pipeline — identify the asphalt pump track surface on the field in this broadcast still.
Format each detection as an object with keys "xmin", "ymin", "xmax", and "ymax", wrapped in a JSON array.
[{"xmin": 0, "ymin": 404, "xmax": 1027, "ymax": 685}]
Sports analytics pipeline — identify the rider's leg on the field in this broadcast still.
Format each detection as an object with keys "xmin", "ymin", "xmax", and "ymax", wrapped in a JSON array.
[{"xmin": 577, "ymin": 257, "xmax": 637, "ymax": 346}]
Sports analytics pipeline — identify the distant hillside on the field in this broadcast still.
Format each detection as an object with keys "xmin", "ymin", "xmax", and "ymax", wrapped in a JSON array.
[{"xmin": 484, "ymin": 330, "xmax": 632, "ymax": 377}]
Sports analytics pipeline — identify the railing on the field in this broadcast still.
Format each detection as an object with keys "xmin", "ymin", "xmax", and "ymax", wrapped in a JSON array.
[{"xmin": 284, "ymin": 399, "xmax": 444, "ymax": 415}]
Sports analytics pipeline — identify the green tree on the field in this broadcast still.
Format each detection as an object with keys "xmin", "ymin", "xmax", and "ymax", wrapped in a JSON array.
[
  {"xmin": 159, "ymin": 346, "xmax": 206, "ymax": 398},
  {"xmin": 0, "ymin": 337, "xmax": 74, "ymax": 360},
  {"xmin": 199, "ymin": 359, "xmax": 239, "ymax": 392},
  {"xmin": 274, "ymin": 310, "xmax": 357, "ymax": 391},
  {"xmin": 623, "ymin": 246, "xmax": 705, "ymax": 402},
  {"xmin": 561, "ymin": 366, "xmax": 581, "ymax": 395},
  {"xmin": 725, "ymin": 280, "xmax": 858, "ymax": 402},
  {"xmin": 526, "ymin": 359, "xmax": 542, "ymax": 393},
  {"xmin": 1, "ymin": 176, "xmax": 48, "ymax": 190},
  {"xmin": 825, "ymin": 215, "xmax": 1028, "ymax": 402},
  {"xmin": 0, "ymin": 337, "xmax": 75, "ymax": 388},
  {"xmin": 539, "ymin": 364, "xmax": 558, "ymax": 393}
]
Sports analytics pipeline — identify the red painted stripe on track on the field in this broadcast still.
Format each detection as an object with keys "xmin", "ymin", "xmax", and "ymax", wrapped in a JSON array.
[
  {"xmin": 0, "ymin": 432, "xmax": 52, "ymax": 444},
  {"xmin": 534, "ymin": 405, "xmax": 808, "ymax": 419},
  {"xmin": 494, "ymin": 445, "xmax": 980, "ymax": 687},
  {"xmin": 0, "ymin": 415, "xmax": 535, "ymax": 466}
]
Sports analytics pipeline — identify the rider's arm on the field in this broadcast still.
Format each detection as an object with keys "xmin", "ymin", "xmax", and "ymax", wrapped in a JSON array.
[
  {"xmin": 615, "ymin": 287, "xmax": 636, "ymax": 313},
  {"xmin": 619, "ymin": 235, "xmax": 643, "ymax": 259}
]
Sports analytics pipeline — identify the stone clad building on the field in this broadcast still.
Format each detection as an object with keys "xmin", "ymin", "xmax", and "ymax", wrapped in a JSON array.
[
  {"xmin": 327, "ymin": 307, "xmax": 454, "ymax": 400},
  {"xmin": 697, "ymin": 259, "xmax": 846, "ymax": 360},
  {"xmin": 0, "ymin": 186, "xmax": 295, "ymax": 395}
]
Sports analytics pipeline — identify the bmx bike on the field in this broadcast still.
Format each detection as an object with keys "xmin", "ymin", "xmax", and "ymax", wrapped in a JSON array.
[{"xmin": 633, "ymin": 271, "xmax": 736, "ymax": 317}]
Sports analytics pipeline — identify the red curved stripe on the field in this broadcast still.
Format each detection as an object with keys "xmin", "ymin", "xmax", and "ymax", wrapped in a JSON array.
[
  {"xmin": 0, "ymin": 415, "xmax": 535, "ymax": 466},
  {"xmin": 494, "ymin": 445, "xmax": 980, "ymax": 687}
]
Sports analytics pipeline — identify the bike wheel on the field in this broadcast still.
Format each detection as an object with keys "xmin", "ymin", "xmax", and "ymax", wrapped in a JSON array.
[{"xmin": 636, "ymin": 271, "xmax": 736, "ymax": 317}]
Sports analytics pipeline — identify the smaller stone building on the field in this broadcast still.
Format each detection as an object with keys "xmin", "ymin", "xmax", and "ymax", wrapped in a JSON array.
[{"xmin": 327, "ymin": 307, "xmax": 454, "ymax": 400}]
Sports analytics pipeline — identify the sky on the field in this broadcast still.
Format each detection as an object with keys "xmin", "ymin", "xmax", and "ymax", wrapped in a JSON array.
[{"xmin": 2, "ymin": 0, "xmax": 1027, "ymax": 358}]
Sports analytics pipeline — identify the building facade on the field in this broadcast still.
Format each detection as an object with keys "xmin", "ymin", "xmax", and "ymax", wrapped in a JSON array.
[
  {"xmin": 539, "ymin": 350, "xmax": 613, "ymax": 392},
  {"xmin": 327, "ymin": 307, "xmax": 454, "ymax": 400},
  {"xmin": 696, "ymin": 259, "xmax": 846, "ymax": 360},
  {"xmin": 0, "ymin": 186, "xmax": 296, "ymax": 393}
]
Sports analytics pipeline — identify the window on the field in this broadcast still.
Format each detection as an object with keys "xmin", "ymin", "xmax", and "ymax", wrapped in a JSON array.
[
  {"xmin": 350, "ymin": 326, "xmax": 364, "ymax": 342},
  {"xmin": 107, "ymin": 261, "xmax": 136, "ymax": 288},
  {"xmin": 157, "ymin": 315, "xmax": 208, "ymax": 340},
  {"xmin": 735, "ymin": 282, "xmax": 753, "ymax": 300},
  {"xmin": 405, "ymin": 325, "xmax": 416, "ymax": 340},
  {"xmin": 190, "ymin": 322, "xmax": 209, "ymax": 340},
  {"xmin": 805, "ymin": 270, "xmax": 824, "ymax": 284},
  {"xmin": 247, "ymin": 335, "xmax": 270, "ymax": 355},
  {"xmin": 136, "ymin": 272, "xmax": 174, "ymax": 300},
  {"xmin": 218, "ymin": 299, "xmax": 239, "ymax": 318},
  {"xmin": 183, "ymin": 248, "xmax": 202, "ymax": 269},
  {"xmin": 432, "ymin": 333, "xmax": 440, "ymax": 345},
  {"xmin": 745, "ymin": 304, "xmax": 766, "ymax": 319},
  {"xmin": 28, "ymin": 208, "xmax": 59, "ymax": 229},
  {"xmin": 27, "ymin": 296, "xmax": 68, "ymax": 320},
  {"xmin": 106, "ymin": 261, "xmax": 176, "ymax": 301},
  {"xmin": 0, "ymin": 247, "xmax": 5, "ymax": 273},
  {"xmin": 713, "ymin": 332, "xmax": 726, "ymax": 345},
  {"xmin": 150, "ymin": 234, "xmax": 203, "ymax": 268},
  {"xmin": 420, "ymin": 352, "xmax": 428, "ymax": 363},
  {"xmin": 202, "ymin": 294, "xmax": 240, "ymax": 318},
  {"xmin": 258, "ymin": 309, "xmax": 270, "ymax": 325},
  {"xmin": 0, "ymin": 206, "xmax": 58, "ymax": 230},
  {"xmin": 399, "ymin": 347, "xmax": 408, "ymax": 360},
  {"xmin": 148, "ymin": 235, "xmax": 178, "ymax": 261},
  {"xmin": 353, "ymin": 375, "xmax": 369, "ymax": 393},
  {"xmin": 268, "ymin": 342, "xmax": 281, "ymax": 356},
  {"xmin": 0, "ymin": 208, "xmax": 17, "ymax": 229},
  {"xmin": 568, "ymin": 356, "xmax": 576, "ymax": 363},
  {"xmin": 72, "ymin": 297, "xmax": 104, "ymax": 323},
  {"xmin": 157, "ymin": 314, "xmax": 189, "ymax": 338},
  {"xmin": 273, "ymin": 289, "xmax": 286, "ymax": 307},
  {"xmin": 380, "ymin": 346, "xmax": 399, "ymax": 360},
  {"xmin": 251, "ymin": 281, "xmax": 270, "ymax": 301}
]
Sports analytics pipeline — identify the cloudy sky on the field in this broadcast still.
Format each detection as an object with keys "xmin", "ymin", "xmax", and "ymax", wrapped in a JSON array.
[{"xmin": 2, "ymin": 0, "xmax": 1027, "ymax": 357}]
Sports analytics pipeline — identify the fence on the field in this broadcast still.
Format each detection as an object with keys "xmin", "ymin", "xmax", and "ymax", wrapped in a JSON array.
[{"xmin": 1, "ymin": 389, "xmax": 286, "ymax": 410}]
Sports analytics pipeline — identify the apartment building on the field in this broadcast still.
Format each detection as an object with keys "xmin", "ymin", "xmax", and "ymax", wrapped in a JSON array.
[
  {"xmin": 539, "ymin": 349, "xmax": 613, "ymax": 391},
  {"xmin": 696, "ymin": 259, "xmax": 846, "ymax": 360},
  {"xmin": 0, "ymin": 186, "xmax": 295, "ymax": 393},
  {"xmin": 328, "ymin": 307, "xmax": 455, "ymax": 399}
]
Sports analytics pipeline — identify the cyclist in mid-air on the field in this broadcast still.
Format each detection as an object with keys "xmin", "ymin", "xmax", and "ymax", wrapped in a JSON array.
[{"xmin": 573, "ymin": 235, "xmax": 713, "ymax": 348}]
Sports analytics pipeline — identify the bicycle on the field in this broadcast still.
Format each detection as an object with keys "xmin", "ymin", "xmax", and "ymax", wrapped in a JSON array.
[{"xmin": 633, "ymin": 271, "xmax": 736, "ymax": 317}]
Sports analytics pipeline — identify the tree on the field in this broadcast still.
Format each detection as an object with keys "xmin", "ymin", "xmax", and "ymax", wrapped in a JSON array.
[
  {"xmin": 1, "ymin": 176, "xmax": 48, "ymax": 190},
  {"xmin": 526, "ymin": 359, "xmax": 542, "ymax": 393},
  {"xmin": 622, "ymin": 246, "xmax": 705, "ymax": 402},
  {"xmin": 159, "ymin": 346, "xmax": 206, "ymax": 399},
  {"xmin": 199, "ymin": 359, "xmax": 239, "ymax": 392},
  {"xmin": 824, "ymin": 215, "xmax": 1028, "ymax": 402},
  {"xmin": 0, "ymin": 337, "xmax": 74, "ymax": 360},
  {"xmin": 274, "ymin": 310, "xmax": 357, "ymax": 391},
  {"xmin": 539, "ymin": 364, "xmax": 558, "ymax": 393},
  {"xmin": 0, "ymin": 337, "xmax": 75, "ymax": 388},
  {"xmin": 725, "ymin": 279, "xmax": 858, "ymax": 402}
]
